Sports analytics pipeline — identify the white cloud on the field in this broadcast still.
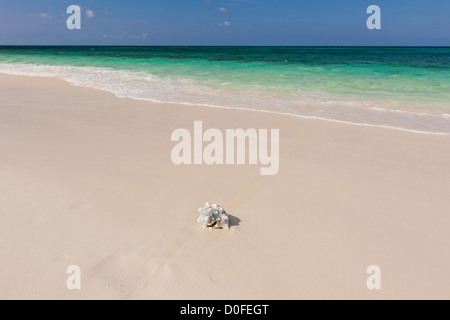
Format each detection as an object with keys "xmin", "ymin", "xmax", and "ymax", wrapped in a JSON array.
[
  {"xmin": 29, "ymin": 13, "xmax": 51, "ymax": 18},
  {"xmin": 218, "ymin": 21, "xmax": 231, "ymax": 27},
  {"xmin": 86, "ymin": 9, "xmax": 94, "ymax": 18},
  {"xmin": 219, "ymin": 7, "xmax": 228, "ymax": 13},
  {"xmin": 102, "ymin": 32, "xmax": 148, "ymax": 40}
]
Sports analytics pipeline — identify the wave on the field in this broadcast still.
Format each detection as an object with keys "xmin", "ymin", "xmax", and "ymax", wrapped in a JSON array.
[{"xmin": 0, "ymin": 62, "xmax": 448, "ymax": 135}]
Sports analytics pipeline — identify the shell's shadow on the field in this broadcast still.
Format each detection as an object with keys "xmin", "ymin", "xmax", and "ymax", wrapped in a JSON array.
[{"xmin": 228, "ymin": 214, "xmax": 241, "ymax": 228}]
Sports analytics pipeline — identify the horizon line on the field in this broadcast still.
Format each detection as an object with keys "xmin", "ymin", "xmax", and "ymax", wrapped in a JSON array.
[{"xmin": 1, "ymin": 45, "xmax": 449, "ymax": 48}]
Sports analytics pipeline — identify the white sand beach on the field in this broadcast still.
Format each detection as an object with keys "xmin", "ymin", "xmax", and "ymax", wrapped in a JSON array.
[{"xmin": 0, "ymin": 74, "xmax": 449, "ymax": 299}]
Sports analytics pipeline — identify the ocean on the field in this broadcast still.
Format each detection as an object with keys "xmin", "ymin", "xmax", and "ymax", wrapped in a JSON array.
[{"xmin": 0, "ymin": 46, "xmax": 449, "ymax": 134}]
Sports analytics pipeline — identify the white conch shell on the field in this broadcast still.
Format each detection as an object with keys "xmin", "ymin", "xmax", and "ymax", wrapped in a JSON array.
[{"xmin": 197, "ymin": 203, "xmax": 229, "ymax": 230}]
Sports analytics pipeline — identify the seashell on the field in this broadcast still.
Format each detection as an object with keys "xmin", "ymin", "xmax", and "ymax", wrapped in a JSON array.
[{"xmin": 197, "ymin": 203, "xmax": 229, "ymax": 230}]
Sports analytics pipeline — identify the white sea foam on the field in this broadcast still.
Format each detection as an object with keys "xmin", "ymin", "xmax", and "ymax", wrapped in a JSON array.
[{"xmin": 0, "ymin": 62, "xmax": 448, "ymax": 135}]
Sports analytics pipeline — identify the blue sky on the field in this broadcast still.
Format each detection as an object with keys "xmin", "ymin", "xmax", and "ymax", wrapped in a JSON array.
[{"xmin": 0, "ymin": 0, "xmax": 449, "ymax": 46}]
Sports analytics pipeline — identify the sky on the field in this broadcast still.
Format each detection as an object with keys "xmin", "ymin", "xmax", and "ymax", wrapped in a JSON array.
[{"xmin": 0, "ymin": 0, "xmax": 449, "ymax": 46}]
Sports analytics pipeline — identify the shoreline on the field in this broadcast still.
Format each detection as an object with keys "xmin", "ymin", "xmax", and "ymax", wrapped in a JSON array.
[
  {"xmin": 0, "ymin": 61, "xmax": 448, "ymax": 135},
  {"xmin": 129, "ymin": 96, "xmax": 450, "ymax": 136},
  {"xmin": 1, "ymin": 74, "xmax": 449, "ymax": 299}
]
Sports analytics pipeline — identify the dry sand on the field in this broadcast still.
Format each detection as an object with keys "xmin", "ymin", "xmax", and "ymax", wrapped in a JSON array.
[{"xmin": 0, "ymin": 74, "xmax": 449, "ymax": 299}]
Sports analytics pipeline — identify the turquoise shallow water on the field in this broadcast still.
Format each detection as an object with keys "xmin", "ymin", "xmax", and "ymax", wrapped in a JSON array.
[{"xmin": 0, "ymin": 46, "xmax": 449, "ymax": 133}]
